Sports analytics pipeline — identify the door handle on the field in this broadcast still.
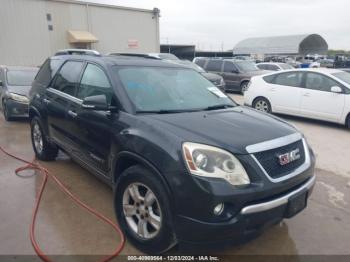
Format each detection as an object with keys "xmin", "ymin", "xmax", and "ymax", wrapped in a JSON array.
[
  {"xmin": 68, "ymin": 110, "xmax": 78, "ymax": 118},
  {"xmin": 269, "ymin": 87, "xmax": 276, "ymax": 92},
  {"xmin": 43, "ymin": 98, "xmax": 50, "ymax": 104},
  {"xmin": 302, "ymin": 93, "xmax": 310, "ymax": 97}
]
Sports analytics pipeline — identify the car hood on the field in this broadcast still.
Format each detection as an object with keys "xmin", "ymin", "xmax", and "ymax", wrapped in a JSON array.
[
  {"xmin": 143, "ymin": 106, "xmax": 297, "ymax": 154},
  {"xmin": 7, "ymin": 86, "xmax": 31, "ymax": 97},
  {"xmin": 201, "ymin": 72, "xmax": 222, "ymax": 82}
]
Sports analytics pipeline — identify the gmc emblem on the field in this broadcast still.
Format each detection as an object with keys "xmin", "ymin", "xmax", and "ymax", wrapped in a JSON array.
[{"xmin": 278, "ymin": 148, "xmax": 300, "ymax": 166}]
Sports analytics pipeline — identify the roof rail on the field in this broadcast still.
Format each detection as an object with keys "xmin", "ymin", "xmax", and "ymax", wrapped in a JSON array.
[
  {"xmin": 108, "ymin": 53, "xmax": 160, "ymax": 59},
  {"xmin": 55, "ymin": 49, "xmax": 101, "ymax": 56}
]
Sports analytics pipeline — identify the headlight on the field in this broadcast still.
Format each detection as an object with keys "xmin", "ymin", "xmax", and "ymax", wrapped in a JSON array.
[
  {"xmin": 8, "ymin": 93, "xmax": 29, "ymax": 103},
  {"xmin": 182, "ymin": 142, "xmax": 250, "ymax": 186}
]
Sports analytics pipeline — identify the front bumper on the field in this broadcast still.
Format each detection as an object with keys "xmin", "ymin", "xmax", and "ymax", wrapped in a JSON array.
[
  {"xmin": 175, "ymin": 175, "xmax": 315, "ymax": 244},
  {"xmin": 5, "ymin": 99, "xmax": 29, "ymax": 117}
]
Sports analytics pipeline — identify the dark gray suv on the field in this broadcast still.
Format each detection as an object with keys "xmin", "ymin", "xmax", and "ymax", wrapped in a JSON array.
[
  {"xmin": 29, "ymin": 53, "xmax": 315, "ymax": 254},
  {"xmin": 195, "ymin": 58, "xmax": 270, "ymax": 93}
]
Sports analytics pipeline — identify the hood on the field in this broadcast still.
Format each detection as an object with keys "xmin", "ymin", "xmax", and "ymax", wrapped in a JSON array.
[
  {"xmin": 7, "ymin": 86, "xmax": 31, "ymax": 97},
  {"xmin": 201, "ymin": 72, "xmax": 222, "ymax": 82},
  {"xmin": 142, "ymin": 106, "xmax": 297, "ymax": 154}
]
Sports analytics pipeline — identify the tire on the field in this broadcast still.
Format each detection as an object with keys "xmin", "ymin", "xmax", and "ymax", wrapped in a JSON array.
[
  {"xmin": 30, "ymin": 116, "xmax": 58, "ymax": 161},
  {"xmin": 2, "ymin": 100, "xmax": 13, "ymax": 121},
  {"xmin": 346, "ymin": 114, "xmax": 350, "ymax": 129},
  {"xmin": 115, "ymin": 165, "xmax": 177, "ymax": 254},
  {"xmin": 253, "ymin": 97, "xmax": 272, "ymax": 113},
  {"xmin": 240, "ymin": 81, "xmax": 249, "ymax": 94}
]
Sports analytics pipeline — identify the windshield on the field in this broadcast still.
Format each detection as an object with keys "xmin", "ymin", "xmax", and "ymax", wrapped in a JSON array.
[
  {"xmin": 115, "ymin": 67, "xmax": 235, "ymax": 113},
  {"xmin": 235, "ymin": 61, "xmax": 258, "ymax": 72},
  {"xmin": 332, "ymin": 72, "xmax": 350, "ymax": 86},
  {"xmin": 6, "ymin": 69, "xmax": 38, "ymax": 86},
  {"xmin": 176, "ymin": 61, "xmax": 206, "ymax": 73}
]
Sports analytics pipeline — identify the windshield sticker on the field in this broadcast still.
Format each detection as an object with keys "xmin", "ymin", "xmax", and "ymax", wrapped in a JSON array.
[{"xmin": 207, "ymin": 87, "xmax": 227, "ymax": 98}]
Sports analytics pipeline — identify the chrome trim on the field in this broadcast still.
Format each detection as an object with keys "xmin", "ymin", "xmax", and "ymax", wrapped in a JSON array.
[
  {"xmin": 47, "ymin": 87, "xmax": 83, "ymax": 104},
  {"xmin": 251, "ymin": 138, "xmax": 311, "ymax": 183},
  {"xmin": 246, "ymin": 133, "xmax": 302, "ymax": 154},
  {"xmin": 240, "ymin": 175, "xmax": 316, "ymax": 215}
]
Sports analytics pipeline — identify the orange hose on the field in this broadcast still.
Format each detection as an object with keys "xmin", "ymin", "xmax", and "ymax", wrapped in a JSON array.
[{"xmin": 0, "ymin": 146, "xmax": 125, "ymax": 262}]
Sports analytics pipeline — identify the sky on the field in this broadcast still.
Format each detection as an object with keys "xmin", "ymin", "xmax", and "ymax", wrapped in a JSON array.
[{"xmin": 80, "ymin": 0, "xmax": 350, "ymax": 51}]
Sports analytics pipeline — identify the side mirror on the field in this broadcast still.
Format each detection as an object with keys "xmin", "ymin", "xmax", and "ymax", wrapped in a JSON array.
[
  {"xmin": 231, "ymin": 69, "xmax": 239, "ymax": 74},
  {"xmin": 0, "ymin": 80, "xmax": 2, "ymax": 87},
  {"xmin": 82, "ymin": 95, "xmax": 114, "ymax": 111},
  {"xmin": 330, "ymin": 86, "xmax": 342, "ymax": 93}
]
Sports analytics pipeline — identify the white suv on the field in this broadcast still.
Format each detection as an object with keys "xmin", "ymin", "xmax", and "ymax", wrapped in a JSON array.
[{"xmin": 244, "ymin": 68, "xmax": 350, "ymax": 128}]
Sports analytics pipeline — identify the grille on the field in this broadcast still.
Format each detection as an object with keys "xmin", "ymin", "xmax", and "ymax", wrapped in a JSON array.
[{"xmin": 253, "ymin": 139, "xmax": 305, "ymax": 179}]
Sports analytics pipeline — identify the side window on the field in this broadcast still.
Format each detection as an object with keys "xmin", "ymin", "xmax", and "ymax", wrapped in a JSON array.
[
  {"xmin": 195, "ymin": 59, "xmax": 206, "ymax": 68},
  {"xmin": 53, "ymin": 61, "xmax": 84, "ymax": 96},
  {"xmin": 224, "ymin": 61, "xmax": 236, "ymax": 72},
  {"xmin": 305, "ymin": 72, "xmax": 340, "ymax": 92},
  {"xmin": 257, "ymin": 64, "xmax": 265, "ymax": 70},
  {"xmin": 206, "ymin": 60, "xmax": 223, "ymax": 72},
  {"xmin": 270, "ymin": 65, "xmax": 279, "ymax": 71},
  {"xmin": 272, "ymin": 72, "xmax": 303, "ymax": 87},
  {"xmin": 78, "ymin": 64, "xmax": 113, "ymax": 104}
]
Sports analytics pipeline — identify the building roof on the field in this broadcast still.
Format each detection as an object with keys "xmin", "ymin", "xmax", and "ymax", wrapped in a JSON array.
[{"xmin": 233, "ymin": 34, "xmax": 328, "ymax": 55}]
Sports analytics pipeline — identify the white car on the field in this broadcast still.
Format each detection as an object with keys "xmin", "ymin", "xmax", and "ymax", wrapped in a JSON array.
[{"xmin": 244, "ymin": 68, "xmax": 350, "ymax": 128}]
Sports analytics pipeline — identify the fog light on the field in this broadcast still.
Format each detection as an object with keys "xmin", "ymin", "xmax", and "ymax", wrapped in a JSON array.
[{"xmin": 213, "ymin": 203, "xmax": 224, "ymax": 215}]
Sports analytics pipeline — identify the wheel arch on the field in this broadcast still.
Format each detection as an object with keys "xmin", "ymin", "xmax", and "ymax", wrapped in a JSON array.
[{"xmin": 112, "ymin": 151, "xmax": 173, "ymax": 200}]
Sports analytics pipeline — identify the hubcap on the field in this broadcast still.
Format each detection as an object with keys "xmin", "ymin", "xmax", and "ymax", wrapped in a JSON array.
[
  {"xmin": 122, "ymin": 183, "xmax": 162, "ymax": 239},
  {"xmin": 255, "ymin": 100, "xmax": 269, "ymax": 112},
  {"xmin": 33, "ymin": 123, "xmax": 43, "ymax": 154}
]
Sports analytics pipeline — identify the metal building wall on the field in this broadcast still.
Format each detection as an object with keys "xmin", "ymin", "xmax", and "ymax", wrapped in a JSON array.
[{"xmin": 0, "ymin": 0, "xmax": 160, "ymax": 66}]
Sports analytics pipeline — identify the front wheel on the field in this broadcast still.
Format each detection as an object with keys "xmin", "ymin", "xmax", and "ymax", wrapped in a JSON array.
[
  {"xmin": 115, "ymin": 165, "xmax": 177, "ymax": 254},
  {"xmin": 253, "ymin": 97, "xmax": 271, "ymax": 113},
  {"xmin": 346, "ymin": 114, "xmax": 350, "ymax": 129}
]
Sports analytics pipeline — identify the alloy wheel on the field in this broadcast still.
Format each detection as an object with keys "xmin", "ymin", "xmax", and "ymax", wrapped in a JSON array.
[
  {"xmin": 122, "ymin": 183, "xmax": 162, "ymax": 239},
  {"xmin": 33, "ymin": 123, "xmax": 43, "ymax": 154},
  {"xmin": 255, "ymin": 100, "xmax": 269, "ymax": 112}
]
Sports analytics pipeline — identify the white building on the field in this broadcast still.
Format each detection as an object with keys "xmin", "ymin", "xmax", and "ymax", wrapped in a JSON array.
[{"xmin": 0, "ymin": 0, "xmax": 160, "ymax": 66}]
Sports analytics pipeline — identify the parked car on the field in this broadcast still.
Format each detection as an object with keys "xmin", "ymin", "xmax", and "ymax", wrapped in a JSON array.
[
  {"xmin": 257, "ymin": 62, "xmax": 294, "ymax": 71},
  {"xmin": 0, "ymin": 65, "xmax": 38, "ymax": 121},
  {"xmin": 319, "ymin": 58, "xmax": 334, "ymax": 68},
  {"xmin": 29, "ymin": 52, "xmax": 315, "ymax": 254},
  {"xmin": 195, "ymin": 58, "xmax": 270, "ymax": 93},
  {"xmin": 244, "ymin": 68, "xmax": 350, "ymax": 128},
  {"xmin": 168, "ymin": 60, "xmax": 225, "ymax": 90}
]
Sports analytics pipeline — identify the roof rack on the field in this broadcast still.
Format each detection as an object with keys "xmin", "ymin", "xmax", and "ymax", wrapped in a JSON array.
[
  {"xmin": 55, "ymin": 49, "xmax": 101, "ymax": 56},
  {"xmin": 108, "ymin": 53, "xmax": 160, "ymax": 59}
]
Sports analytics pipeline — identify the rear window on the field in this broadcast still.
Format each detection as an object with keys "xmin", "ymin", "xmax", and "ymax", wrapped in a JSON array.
[
  {"xmin": 6, "ymin": 69, "xmax": 38, "ymax": 86},
  {"xmin": 206, "ymin": 60, "xmax": 223, "ymax": 72},
  {"xmin": 35, "ymin": 58, "xmax": 64, "ymax": 86}
]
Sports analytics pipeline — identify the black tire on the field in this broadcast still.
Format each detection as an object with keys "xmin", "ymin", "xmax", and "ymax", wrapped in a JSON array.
[
  {"xmin": 115, "ymin": 165, "xmax": 177, "ymax": 254},
  {"xmin": 240, "ymin": 81, "xmax": 249, "ymax": 94},
  {"xmin": 253, "ymin": 97, "xmax": 272, "ymax": 113},
  {"xmin": 346, "ymin": 114, "xmax": 350, "ymax": 129},
  {"xmin": 2, "ymin": 100, "xmax": 13, "ymax": 121},
  {"xmin": 30, "ymin": 116, "xmax": 58, "ymax": 161}
]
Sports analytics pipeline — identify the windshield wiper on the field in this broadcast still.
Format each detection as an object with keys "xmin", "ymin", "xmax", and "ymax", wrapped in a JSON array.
[
  {"xmin": 204, "ymin": 104, "xmax": 235, "ymax": 111},
  {"xmin": 136, "ymin": 109, "xmax": 197, "ymax": 114}
]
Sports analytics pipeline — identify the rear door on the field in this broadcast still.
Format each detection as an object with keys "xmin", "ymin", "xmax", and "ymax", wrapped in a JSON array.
[
  {"xmin": 45, "ymin": 60, "xmax": 85, "ymax": 151},
  {"xmin": 222, "ymin": 61, "xmax": 240, "ymax": 90},
  {"xmin": 300, "ymin": 72, "xmax": 345, "ymax": 121},
  {"xmin": 266, "ymin": 71, "xmax": 304, "ymax": 114},
  {"xmin": 205, "ymin": 60, "xmax": 223, "ymax": 76}
]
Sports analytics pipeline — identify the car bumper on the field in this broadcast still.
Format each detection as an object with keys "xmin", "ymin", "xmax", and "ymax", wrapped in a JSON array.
[
  {"xmin": 6, "ymin": 99, "xmax": 29, "ymax": 117},
  {"xmin": 174, "ymin": 174, "xmax": 315, "ymax": 244}
]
